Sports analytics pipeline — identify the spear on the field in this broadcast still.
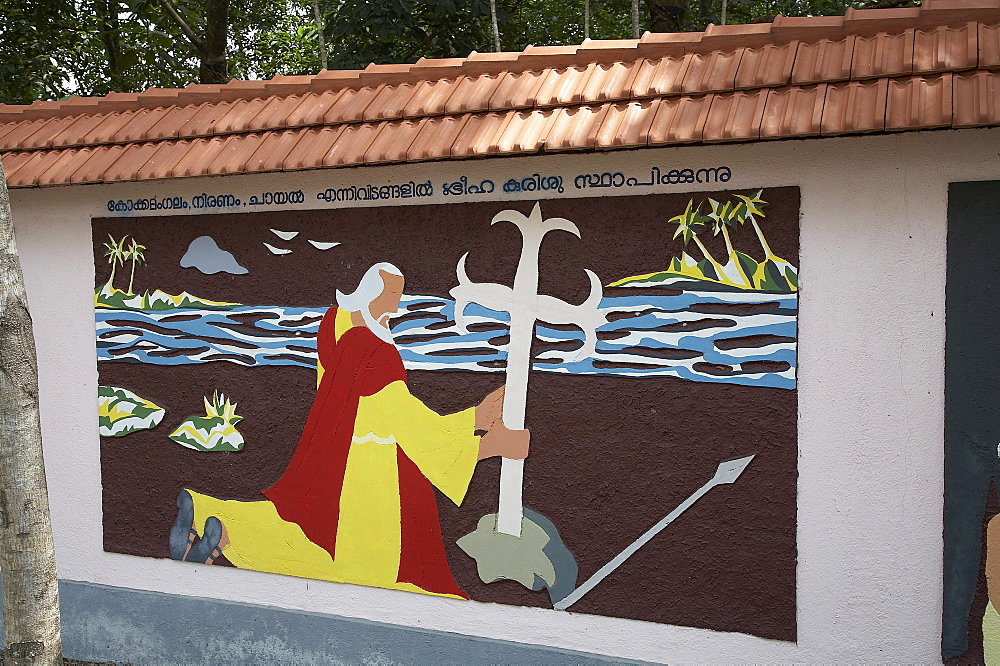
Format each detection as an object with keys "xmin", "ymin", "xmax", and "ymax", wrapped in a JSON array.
[{"xmin": 553, "ymin": 455, "xmax": 755, "ymax": 610}]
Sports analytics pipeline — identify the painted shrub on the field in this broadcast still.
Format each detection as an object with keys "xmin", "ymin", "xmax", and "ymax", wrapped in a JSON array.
[{"xmin": 94, "ymin": 187, "xmax": 799, "ymax": 641}]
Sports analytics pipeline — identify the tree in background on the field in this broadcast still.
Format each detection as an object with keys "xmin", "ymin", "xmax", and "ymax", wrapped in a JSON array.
[{"xmin": 0, "ymin": 0, "xmax": 917, "ymax": 115}]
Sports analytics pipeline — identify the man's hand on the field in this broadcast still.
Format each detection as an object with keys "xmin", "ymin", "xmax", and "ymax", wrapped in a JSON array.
[
  {"xmin": 477, "ymin": 425, "xmax": 529, "ymax": 461},
  {"xmin": 475, "ymin": 385, "xmax": 505, "ymax": 432}
]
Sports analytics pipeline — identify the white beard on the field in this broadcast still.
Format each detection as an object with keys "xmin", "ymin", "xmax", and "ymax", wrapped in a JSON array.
[{"xmin": 361, "ymin": 306, "xmax": 395, "ymax": 345}]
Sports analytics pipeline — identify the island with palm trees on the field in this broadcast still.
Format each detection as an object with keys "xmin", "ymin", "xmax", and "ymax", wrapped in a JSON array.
[
  {"xmin": 610, "ymin": 190, "xmax": 798, "ymax": 293},
  {"xmin": 95, "ymin": 235, "xmax": 238, "ymax": 310}
]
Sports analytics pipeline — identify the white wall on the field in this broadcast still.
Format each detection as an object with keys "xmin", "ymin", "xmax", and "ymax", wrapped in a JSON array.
[{"xmin": 9, "ymin": 127, "xmax": 1000, "ymax": 663}]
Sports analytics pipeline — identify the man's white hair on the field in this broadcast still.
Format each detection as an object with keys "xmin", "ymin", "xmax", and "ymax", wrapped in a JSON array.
[
  {"xmin": 336, "ymin": 262, "xmax": 403, "ymax": 311},
  {"xmin": 336, "ymin": 262, "xmax": 403, "ymax": 344}
]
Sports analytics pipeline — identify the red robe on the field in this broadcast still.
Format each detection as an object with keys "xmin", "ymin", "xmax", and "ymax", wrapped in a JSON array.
[{"xmin": 264, "ymin": 308, "xmax": 467, "ymax": 598}]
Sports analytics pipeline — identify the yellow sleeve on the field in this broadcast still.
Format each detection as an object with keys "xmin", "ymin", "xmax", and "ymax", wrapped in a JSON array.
[{"xmin": 355, "ymin": 380, "xmax": 480, "ymax": 506}]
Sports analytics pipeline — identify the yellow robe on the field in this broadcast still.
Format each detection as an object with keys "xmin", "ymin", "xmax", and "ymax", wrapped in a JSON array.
[{"xmin": 190, "ymin": 309, "xmax": 480, "ymax": 597}]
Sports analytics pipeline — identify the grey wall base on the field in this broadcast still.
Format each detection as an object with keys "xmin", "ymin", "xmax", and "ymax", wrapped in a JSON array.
[{"xmin": 1, "ymin": 579, "xmax": 643, "ymax": 665}]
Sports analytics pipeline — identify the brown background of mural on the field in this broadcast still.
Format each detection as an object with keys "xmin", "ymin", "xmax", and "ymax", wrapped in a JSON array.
[{"xmin": 95, "ymin": 187, "xmax": 798, "ymax": 641}]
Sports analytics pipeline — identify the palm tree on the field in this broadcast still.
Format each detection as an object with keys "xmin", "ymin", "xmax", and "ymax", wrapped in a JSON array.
[
  {"xmin": 102, "ymin": 234, "xmax": 127, "ymax": 290},
  {"xmin": 707, "ymin": 198, "xmax": 753, "ymax": 287},
  {"xmin": 125, "ymin": 239, "xmax": 147, "ymax": 295},
  {"xmin": 669, "ymin": 199, "xmax": 726, "ymax": 278},
  {"xmin": 732, "ymin": 190, "xmax": 773, "ymax": 257}
]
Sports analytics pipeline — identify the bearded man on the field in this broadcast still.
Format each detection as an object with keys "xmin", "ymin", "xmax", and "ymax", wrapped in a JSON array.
[{"xmin": 170, "ymin": 263, "xmax": 528, "ymax": 599}]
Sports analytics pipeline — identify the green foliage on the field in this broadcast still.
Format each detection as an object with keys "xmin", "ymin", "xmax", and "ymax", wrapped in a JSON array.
[
  {"xmin": 98, "ymin": 385, "xmax": 166, "ymax": 437},
  {"xmin": 169, "ymin": 391, "xmax": 245, "ymax": 452}
]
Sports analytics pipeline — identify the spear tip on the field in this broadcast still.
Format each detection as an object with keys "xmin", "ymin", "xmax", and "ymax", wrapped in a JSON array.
[{"xmin": 713, "ymin": 454, "xmax": 755, "ymax": 485}]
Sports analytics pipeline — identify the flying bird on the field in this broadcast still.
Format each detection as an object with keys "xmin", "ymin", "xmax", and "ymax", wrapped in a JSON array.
[
  {"xmin": 263, "ymin": 243, "xmax": 293, "ymax": 255},
  {"xmin": 308, "ymin": 240, "xmax": 341, "ymax": 250},
  {"xmin": 270, "ymin": 229, "xmax": 299, "ymax": 241}
]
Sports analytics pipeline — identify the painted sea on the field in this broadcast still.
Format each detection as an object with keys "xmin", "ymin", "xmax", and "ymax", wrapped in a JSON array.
[{"xmin": 95, "ymin": 289, "xmax": 797, "ymax": 389}]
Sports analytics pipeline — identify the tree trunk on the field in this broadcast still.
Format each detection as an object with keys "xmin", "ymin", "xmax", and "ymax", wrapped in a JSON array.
[
  {"xmin": 97, "ymin": 0, "xmax": 123, "ymax": 92},
  {"xmin": 631, "ymin": 0, "xmax": 640, "ymax": 38},
  {"xmin": 199, "ymin": 0, "xmax": 230, "ymax": 84},
  {"xmin": 584, "ymin": 0, "xmax": 590, "ymax": 39},
  {"xmin": 0, "ymin": 162, "xmax": 62, "ymax": 664},
  {"xmin": 489, "ymin": 0, "xmax": 500, "ymax": 52},
  {"xmin": 311, "ymin": 0, "xmax": 327, "ymax": 70},
  {"xmin": 644, "ymin": 0, "xmax": 685, "ymax": 32}
]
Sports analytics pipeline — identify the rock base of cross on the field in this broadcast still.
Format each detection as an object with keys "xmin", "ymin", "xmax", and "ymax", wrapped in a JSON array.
[{"xmin": 456, "ymin": 508, "xmax": 578, "ymax": 606}]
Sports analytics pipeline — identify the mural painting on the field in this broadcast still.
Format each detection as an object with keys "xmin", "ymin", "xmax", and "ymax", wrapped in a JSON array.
[
  {"xmin": 94, "ymin": 187, "xmax": 798, "ymax": 640},
  {"xmin": 943, "ymin": 179, "xmax": 1000, "ymax": 664}
]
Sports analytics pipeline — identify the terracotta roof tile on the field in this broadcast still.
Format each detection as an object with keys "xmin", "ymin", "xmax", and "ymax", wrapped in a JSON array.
[
  {"xmin": 681, "ymin": 49, "xmax": 744, "ymax": 94},
  {"xmin": 0, "ymin": 117, "xmax": 58, "ymax": 151},
  {"xmin": 245, "ymin": 129, "xmax": 304, "ymax": 172},
  {"xmin": 207, "ymin": 132, "xmax": 268, "ymax": 175},
  {"xmin": 101, "ymin": 142, "xmax": 160, "ymax": 182},
  {"xmin": 364, "ymin": 118, "xmax": 426, "ymax": 163},
  {"xmin": 11, "ymin": 150, "xmax": 74, "ymax": 187},
  {"xmin": 170, "ymin": 135, "xmax": 235, "ymax": 178},
  {"xmin": 770, "ymin": 14, "xmax": 847, "ymax": 43},
  {"xmin": 113, "ymin": 107, "xmax": 170, "ymax": 143},
  {"xmin": 852, "ymin": 30, "xmax": 915, "ymax": 79},
  {"xmin": 533, "ymin": 65, "xmax": 596, "ymax": 106},
  {"xmin": 595, "ymin": 99, "xmax": 657, "ymax": 149},
  {"xmin": 285, "ymin": 91, "xmax": 345, "ymax": 127},
  {"xmin": 407, "ymin": 114, "xmax": 470, "ymax": 161},
  {"xmin": 699, "ymin": 22, "xmax": 774, "ymax": 51},
  {"xmin": 629, "ymin": 55, "xmax": 691, "ymax": 98},
  {"xmin": 282, "ymin": 126, "xmax": 343, "ymax": 170},
  {"xmin": 0, "ymin": 151, "xmax": 39, "ymax": 182},
  {"xmin": 647, "ymin": 95, "xmax": 714, "ymax": 144},
  {"xmin": 70, "ymin": 144, "xmax": 127, "ymax": 184},
  {"xmin": 17, "ymin": 115, "xmax": 78, "ymax": 149},
  {"xmin": 444, "ymin": 74, "xmax": 506, "ymax": 114},
  {"xmin": 791, "ymin": 36, "xmax": 856, "ymax": 85},
  {"xmin": 843, "ymin": 6, "xmax": 922, "ymax": 35},
  {"xmin": 703, "ymin": 88, "xmax": 768, "ymax": 142},
  {"xmin": 81, "ymin": 111, "xmax": 137, "ymax": 145},
  {"xmin": 3, "ymin": 3, "xmax": 1000, "ymax": 187},
  {"xmin": 0, "ymin": 123, "xmax": 20, "ymax": 145},
  {"xmin": 495, "ymin": 108, "xmax": 557, "ymax": 154},
  {"xmin": 452, "ymin": 111, "xmax": 513, "ymax": 157},
  {"xmin": 580, "ymin": 61, "xmax": 636, "ymax": 103},
  {"xmin": 760, "ymin": 84, "xmax": 826, "ymax": 138},
  {"xmin": 822, "ymin": 78, "xmax": 888, "ymax": 134},
  {"xmin": 489, "ymin": 69, "xmax": 548, "ymax": 110},
  {"xmin": 913, "ymin": 22, "xmax": 979, "ymax": 73},
  {"xmin": 636, "ymin": 31, "xmax": 703, "ymax": 59},
  {"xmin": 735, "ymin": 42, "xmax": 798, "ymax": 89},
  {"xmin": 35, "ymin": 146, "xmax": 97, "ymax": 186},
  {"xmin": 325, "ymin": 122, "xmax": 385, "ymax": 166},
  {"xmin": 886, "ymin": 73, "xmax": 954, "ymax": 129},
  {"xmin": 402, "ymin": 78, "xmax": 461, "ymax": 118},
  {"xmin": 363, "ymin": 82, "xmax": 419, "ymax": 121},
  {"xmin": 981, "ymin": 22, "xmax": 1000, "ymax": 67},
  {"xmin": 576, "ymin": 38, "xmax": 643, "ymax": 62},
  {"xmin": 953, "ymin": 70, "xmax": 1000, "ymax": 126},
  {"xmin": 212, "ymin": 98, "xmax": 271, "ymax": 135},
  {"xmin": 545, "ymin": 104, "xmax": 612, "ymax": 151},
  {"xmin": 325, "ymin": 85, "xmax": 383, "ymax": 124},
  {"xmin": 248, "ymin": 94, "xmax": 310, "ymax": 130},
  {"xmin": 133, "ymin": 140, "xmax": 195, "ymax": 180}
]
